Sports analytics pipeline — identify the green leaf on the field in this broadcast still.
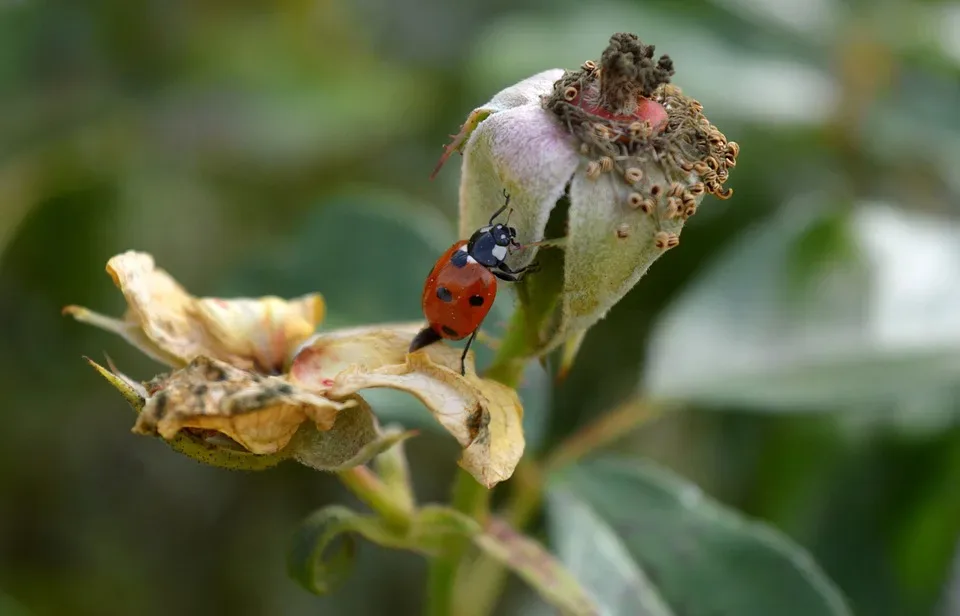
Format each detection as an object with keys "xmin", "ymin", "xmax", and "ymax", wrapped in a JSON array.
[
  {"xmin": 548, "ymin": 456, "xmax": 852, "ymax": 616},
  {"xmin": 287, "ymin": 505, "xmax": 406, "ymax": 596},
  {"xmin": 644, "ymin": 201, "xmax": 960, "ymax": 417},
  {"xmin": 546, "ymin": 489, "xmax": 673, "ymax": 616},
  {"xmin": 470, "ymin": 516, "xmax": 600, "ymax": 616}
]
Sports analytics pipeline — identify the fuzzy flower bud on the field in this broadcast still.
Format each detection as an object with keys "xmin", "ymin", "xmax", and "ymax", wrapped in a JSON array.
[{"xmin": 438, "ymin": 33, "xmax": 738, "ymax": 363}]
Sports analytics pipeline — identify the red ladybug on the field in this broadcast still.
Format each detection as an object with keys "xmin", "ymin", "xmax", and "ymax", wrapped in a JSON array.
[{"xmin": 410, "ymin": 190, "xmax": 535, "ymax": 375}]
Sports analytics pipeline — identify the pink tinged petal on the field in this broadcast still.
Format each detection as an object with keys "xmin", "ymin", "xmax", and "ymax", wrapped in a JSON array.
[
  {"xmin": 459, "ymin": 104, "xmax": 580, "ymax": 269},
  {"xmin": 433, "ymin": 69, "xmax": 567, "ymax": 179}
]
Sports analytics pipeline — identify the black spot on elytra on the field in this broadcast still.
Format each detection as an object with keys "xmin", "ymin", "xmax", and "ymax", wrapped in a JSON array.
[
  {"xmin": 469, "ymin": 294, "xmax": 484, "ymax": 307},
  {"xmin": 450, "ymin": 250, "xmax": 468, "ymax": 268},
  {"xmin": 193, "ymin": 384, "xmax": 208, "ymax": 396},
  {"xmin": 153, "ymin": 391, "xmax": 169, "ymax": 420},
  {"xmin": 275, "ymin": 383, "xmax": 293, "ymax": 395},
  {"xmin": 442, "ymin": 325, "xmax": 458, "ymax": 337},
  {"xmin": 436, "ymin": 286, "xmax": 453, "ymax": 302}
]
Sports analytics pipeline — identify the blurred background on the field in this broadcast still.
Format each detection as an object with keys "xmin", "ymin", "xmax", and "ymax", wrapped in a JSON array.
[{"xmin": 2, "ymin": 0, "xmax": 960, "ymax": 615}]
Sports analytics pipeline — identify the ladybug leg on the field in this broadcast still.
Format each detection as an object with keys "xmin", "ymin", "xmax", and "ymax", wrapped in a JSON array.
[
  {"xmin": 460, "ymin": 328, "xmax": 480, "ymax": 376},
  {"xmin": 492, "ymin": 270, "xmax": 523, "ymax": 283},
  {"xmin": 495, "ymin": 260, "xmax": 540, "ymax": 281}
]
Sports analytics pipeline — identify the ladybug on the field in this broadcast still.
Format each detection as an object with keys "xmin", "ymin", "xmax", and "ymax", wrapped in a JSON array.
[{"xmin": 410, "ymin": 190, "xmax": 535, "ymax": 375}]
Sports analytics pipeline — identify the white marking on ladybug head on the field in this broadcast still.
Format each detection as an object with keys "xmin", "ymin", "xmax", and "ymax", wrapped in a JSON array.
[
  {"xmin": 467, "ymin": 255, "xmax": 478, "ymax": 264},
  {"xmin": 491, "ymin": 245, "xmax": 508, "ymax": 261},
  {"xmin": 457, "ymin": 245, "xmax": 468, "ymax": 252}
]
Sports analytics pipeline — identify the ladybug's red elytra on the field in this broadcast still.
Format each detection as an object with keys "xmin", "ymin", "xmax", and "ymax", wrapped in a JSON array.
[{"xmin": 410, "ymin": 190, "xmax": 536, "ymax": 375}]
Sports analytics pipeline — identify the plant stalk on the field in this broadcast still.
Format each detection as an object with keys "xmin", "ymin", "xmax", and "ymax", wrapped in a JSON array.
[
  {"xmin": 337, "ymin": 466, "xmax": 413, "ymax": 530},
  {"xmin": 424, "ymin": 313, "xmax": 531, "ymax": 616}
]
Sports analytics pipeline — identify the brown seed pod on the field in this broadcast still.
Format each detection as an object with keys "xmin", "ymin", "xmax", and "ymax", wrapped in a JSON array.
[
  {"xmin": 627, "ymin": 192, "xmax": 644, "ymax": 209},
  {"xmin": 616, "ymin": 224, "xmax": 630, "ymax": 238},
  {"xmin": 664, "ymin": 197, "xmax": 681, "ymax": 219},
  {"xmin": 683, "ymin": 204, "xmax": 698, "ymax": 219},
  {"xmin": 654, "ymin": 231, "xmax": 680, "ymax": 250},
  {"xmin": 586, "ymin": 161, "xmax": 602, "ymax": 180},
  {"xmin": 624, "ymin": 167, "xmax": 643, "ymax": 184},
  {"xmin": 598, "ymin": 156, "xmax": 614, "ymax": 172},
  {"xmin": 582, "ymin": 60, "xmax": 598, "ymax": 71},
  {"xmin": 650, "ymin": 184, "xmax": 663, "ymax": 199},
  {"xmin": 687, "ymin": 182, "xmax": 705, "ymax": 196},
  {"xmin": 564, "ymin": 86, "xmax": 579, "ymax": 101}
]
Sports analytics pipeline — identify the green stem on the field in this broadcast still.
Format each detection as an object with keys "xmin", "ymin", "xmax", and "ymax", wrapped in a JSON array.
[
  {"xmin": 337, "ymin": 466, "xmax": 412, "ymax": 531},
  {"xmin": 424, "ymin": 315, "xmax": 531, "ymax": 616}
]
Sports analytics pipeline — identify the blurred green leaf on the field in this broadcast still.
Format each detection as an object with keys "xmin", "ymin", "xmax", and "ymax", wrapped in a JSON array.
[
  {"xmin": 548, "ymin": 456, "xmax": 851, "ymax": 616},
  {"xmin": 288, "ymin": 505, "xmax": 403, "ymax": 596},
  {"xmin": 469, "ymin": 516, "xmax": 600, "ymax": 616},
  {"xmin": 644, "ymin": 200, "xmax": 960, "ymax": 417},
  {"xmin": 546, "ymin": 488, "xmax": 674, "ymax": 615}
]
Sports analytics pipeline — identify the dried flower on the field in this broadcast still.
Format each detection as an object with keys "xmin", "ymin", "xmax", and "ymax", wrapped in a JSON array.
[
  {"xmin": 433, "ymin": 32, "xmax": 739, "ymax": 363},
  {"xmin": 66, "ymin": 251, "xmax": 524, "ymax": 487}
]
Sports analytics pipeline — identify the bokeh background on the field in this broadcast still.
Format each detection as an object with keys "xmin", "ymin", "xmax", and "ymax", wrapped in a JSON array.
[{"xmin": 3, "ymin": 1, "xmax": 960, "ymax": 615}]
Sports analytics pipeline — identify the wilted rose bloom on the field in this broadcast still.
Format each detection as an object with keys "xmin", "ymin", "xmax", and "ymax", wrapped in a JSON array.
[
  {"xmin": 65, "ymin": 251, "xmax": 524, "ymax": 488},
  {"xmin": 439, "ymin": 33, "xmax": 739, "ymax": 366}
]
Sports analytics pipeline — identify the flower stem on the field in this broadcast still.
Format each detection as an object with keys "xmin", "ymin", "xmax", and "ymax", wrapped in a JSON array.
[
  {"xmin": 336, "ymin": 466, "xmax": 412, "ymax": 531},
  {"xmin": 424, "ymin": 314, "xmax": 530, "ymax": 616}
]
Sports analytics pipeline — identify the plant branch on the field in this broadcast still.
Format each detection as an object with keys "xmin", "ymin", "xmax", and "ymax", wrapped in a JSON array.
[
  {"xmin": 455, "ymin": 397, "xmax": 671, "ymax": 616},
  {"xmin": 543, "ymin": 397, "xmax": 671, "ymax": 472},
  {"xmin": 337, "ymin": 466, "xmax": 413, "ymax": 531},
  {"xmin": 424, "ymin": 316, "xmax": 531, "ymax": 616}
]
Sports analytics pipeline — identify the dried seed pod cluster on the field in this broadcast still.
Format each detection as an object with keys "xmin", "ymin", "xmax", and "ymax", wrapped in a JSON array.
[{"xmin": 542, "ymin": 32, "xmax": 738, "ymax": 244}]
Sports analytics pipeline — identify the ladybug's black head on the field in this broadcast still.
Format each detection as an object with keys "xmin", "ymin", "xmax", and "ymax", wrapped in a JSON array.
[
  {"xmin": 468, "ymin": 223, "xmax": 517, "ymax": 267},
  {"xmin": 489, "ymin": 223, "xmax": 516, "ymax": 247}
]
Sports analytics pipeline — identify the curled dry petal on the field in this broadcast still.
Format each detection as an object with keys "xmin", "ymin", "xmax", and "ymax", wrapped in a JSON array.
[
  {"xmin": 328, "ymin": 352, "xmax": 525, "ymax": 489},
  {"xmin": 289, "ymin": 324, "xmax": 522, "ymax": 487},
  {"xmin": 85, "ymin": 355, "xmax": 408, "ymax": 471},
  {"xmin": 63, "ymin": 251, "xmax": 324, "ymax": 373},
  {"xmin": 289, "ymin": 322, "xmax": 475, "ymax": 388},
  {"xmin": 134, "ymin": 356, "xmax": 353, "ymax": 454}
]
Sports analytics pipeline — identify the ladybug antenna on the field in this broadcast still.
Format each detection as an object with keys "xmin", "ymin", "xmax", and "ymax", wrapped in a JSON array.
[{"xmin": 488, "ymin": 189, "xmax": 513, "ymax": 226}]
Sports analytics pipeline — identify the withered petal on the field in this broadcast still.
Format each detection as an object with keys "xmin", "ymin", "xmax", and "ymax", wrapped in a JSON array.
[
  {"xmin": 289, "ymin": 323, "xmax": 475, "ymax": 390},
  {"xmin": 327, "ymin": 352, "xmax": 524, "ymax": 489},
  {"xmin": 66, "ymin": 251, "xmax": 326, "ymax": 373},
  {"xmin": 133, "ymin": 356, "xmax": 353, "ymax": 455}
]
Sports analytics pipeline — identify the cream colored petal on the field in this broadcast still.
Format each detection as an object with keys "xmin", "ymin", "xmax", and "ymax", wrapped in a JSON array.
[
  {"xmin": 133, "ymin": 356, "xmax": 353, "ymax": 455},
  {"xmin": 68, "ymin": 251, "xmax": 327, "ymax": 371},
  {"xmin": 104, "ymin": 251, "xmax": 207, "ymax": 365},
  {"xmin": 459, "ymin": 104, "xmax": 579, "ymax": 271},
  {"xmin": 328, "ymin": 352, "xmax": 524, "ymax": 488},
  {"xmin": 192, "ymin": 294, "xmax": 325, "ymax": 373},
  {"xmin": 289, "ymin": 322, "xmax": 475, "ymax": 390}
]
